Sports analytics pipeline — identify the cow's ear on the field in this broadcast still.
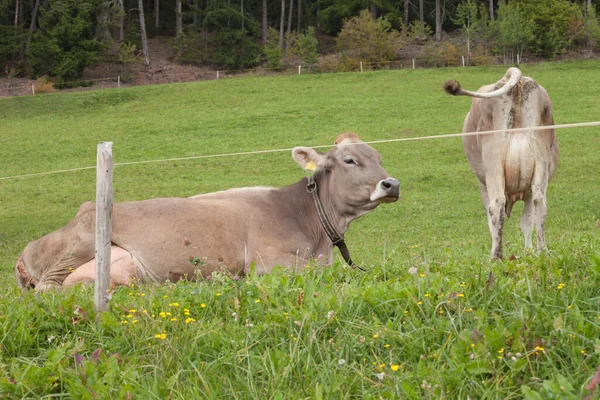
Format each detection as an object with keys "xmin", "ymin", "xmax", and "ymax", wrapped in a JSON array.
[{"xmin": 292, "ymin": 147, "xmax": 326, "ymax": 171}]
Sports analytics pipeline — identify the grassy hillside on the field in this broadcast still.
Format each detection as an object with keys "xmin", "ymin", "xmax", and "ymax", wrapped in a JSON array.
[{"xmin": 0, "ymin": 61, "xmax": 599, "ymax": 398}]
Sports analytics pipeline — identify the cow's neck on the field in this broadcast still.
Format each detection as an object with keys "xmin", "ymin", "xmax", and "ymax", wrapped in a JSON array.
[{"xmin": 278, "ymin": 176, "xmax": 348, "ymax": 249}]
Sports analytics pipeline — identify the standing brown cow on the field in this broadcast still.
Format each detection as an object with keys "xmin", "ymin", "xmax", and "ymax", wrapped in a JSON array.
[{"xmin": 444, "ymin": 67, "xmax": 559, "ymax": 259}]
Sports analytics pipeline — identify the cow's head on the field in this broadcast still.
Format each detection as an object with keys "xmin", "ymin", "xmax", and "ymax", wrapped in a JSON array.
[{"xmin": 292, "ymin": 133, "xmax": 400, "ymax": 218}]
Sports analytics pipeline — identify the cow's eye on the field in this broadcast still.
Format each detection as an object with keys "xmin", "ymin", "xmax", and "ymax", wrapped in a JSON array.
[{"xmin": 344, "ymin": 157, "xmax": 357, "ymax": 165}]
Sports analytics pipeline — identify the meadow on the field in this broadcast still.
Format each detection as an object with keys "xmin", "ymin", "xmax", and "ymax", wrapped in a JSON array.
[{"xmin": 0, "ymin": 61, "xmax": 599, "ymax": 399}]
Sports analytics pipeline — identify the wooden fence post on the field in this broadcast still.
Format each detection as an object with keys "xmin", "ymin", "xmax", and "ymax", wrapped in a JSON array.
[
  {"xmin": 31, "ymin": 85, "xmax": 35, "ymax": 95},
  {"xmin": 462, "ymin": 56, "xmax": 465, "ymax": 67},
  {"xmin": 298, "ymin": 65, "xmax": 301, "ymax": 75},
  {"xmin": 117, "ymin": 76, "xmax": 120, "ymax": 88},
  {"xmin": 217, "ymin": 71, "xmax": 220, "ymax": 80},
  {"xmin": 95, "ymin": 142, "xmax": 113, "ymax": 316},
  {"xmin": 360, "ymin": 61, "xmax": 363, "ymax": 72},
  {"xmin": 412, "ymin": 59, "xmax": 415, "ymax": 69},
  {"xmin": 517, "ymin": 54, "xmax": 520, "ymax": 65}
]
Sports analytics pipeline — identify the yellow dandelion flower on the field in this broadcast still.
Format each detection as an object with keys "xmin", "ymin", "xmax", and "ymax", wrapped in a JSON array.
[
  {"xmin": 255, "ymin": 299, "xmax": 261, "ymax": 303},
  {"xmin": 168, "ymin": 303, "xmax": 179, "ymax": 307},
  {"xmin": 384, "ymin": 344, "xmax": 390, "ymax": 348},
  {"xmin": 534, "ymin": 346, "xmax": 544, "ymax": 352},
  {"xmin": 465, "ymin": 308, "xmax": 473, "ymax": 312},
  {"xmin": 216, "ymin": 293, "xmax": 221, "ymax": 297},
  {"xmin": 170, "ymin": 318, "xmax": 177, "ymax": 322},
  {"xmin": 151, "ymin": 314, "xmax": 155, "ymax": 318},
  {"xmin": 425, "ymin": 293, "xmax": 430, "ymax": 297},
  {"xmin": 417, "ymin": 301, "xmax": 423, "ymax": 305},
  {"xmin": 129, "ymin": 309, "xmax": 137, "ymax": 313},
  {"xmin": 581, "ymin": 350, "xmax": 586, "ymax": 354},
  {"xmin": 419, "ymin": 273, "xmax": 425, "ymax": 277},
  {"xmin": 166, "ymin": 312, "xmax": 172, "ymax": 316},
  {"xmin": 403, "ymin": 310, "xmax": 408, "ymax": 314},
  {"xmin": 120, "ymin": 320, "xmax": 128, "ymax": 324},
  {"xmin": 460, "ymin": 282, "xmax": 466, "ymax": 287},
  {"xmin": 457, "ymin": 293, "xmax": 465, "ymax": 297},
  {"xmin": 126, "ymin": 314, "xmax": 133, "ymax": 319},
  {"xmin": 497, "ymin": 356, "xmax": 502, "ymax": 359},
  {"xmin": 184, "ymin": 311, "xmax": 191, "ymax": 316},
  {"xmin": 132, "ymin": 320, "xmax": 138, "ymax": 324},
  {"xmin": 159, "ymin": 312, "xmax": 167, "ymax": 318},
  {"xmin": 391, "ymin": 364, "xmax": 400, "ymax": 372},
  {"xmin": 568, "ymin": 305, "xmax": 572, "ymax": 309},
  {"xmin": 557, "ymin": 283, "xmax": 565, "ymax": 290},
  {"xmin": 200, "ymin": 303, "xmax": 206, "ymax": 308},
  {"xmin": 379, "ymin": 363, "xmax": 386, "ymax": 369},
  {"xmin": 142, "ymin": 310, "xmax": 148, "ymax": 314},
  {"xmin": 128, "ymin": 292, "xmax": 134, "ymax": 297},
  {"xmin": 498, "ymin": 348, "xmax": 504, "ymax": 354},
  {"xmin": 471, "ymin": 343, "xmax": 475, "ymax": 348},
  {"xmin": 185, "ymin": 317, "xmax": 195, "ymax": 324},
  {"xmin": 163, "ymin": 295, "xmax": 168, "ymax": 298},
  {"xmin": 373, "ymin": 334, "xmax": 379, "ymax": 339},
  {"xmin": 154, "ymin": 333, "xmax": 167, "ymax": 340}
]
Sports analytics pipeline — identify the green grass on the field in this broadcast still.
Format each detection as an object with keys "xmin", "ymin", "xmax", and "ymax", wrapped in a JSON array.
[{"xmin": 0, "ymin": 60, "xmax": 599, "ymax": 398}]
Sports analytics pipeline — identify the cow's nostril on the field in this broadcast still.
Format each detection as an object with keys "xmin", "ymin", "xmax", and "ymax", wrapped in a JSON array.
[{"xmin": 381, "ymin": 181, "xmax": 392, "ymax": 190}]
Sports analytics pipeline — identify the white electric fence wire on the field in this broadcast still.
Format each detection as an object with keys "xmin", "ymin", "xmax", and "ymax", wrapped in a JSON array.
[{"xmin": 1, "ymin": 121, "xmax": 599, "ymax": 181}]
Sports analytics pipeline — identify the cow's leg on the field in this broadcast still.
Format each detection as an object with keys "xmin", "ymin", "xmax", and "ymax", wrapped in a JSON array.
[
  {"xmin": 531, "ymin": 169, "xmax": 550, "ymax": 253},
  {"xmin": 483, "ymin": 177, "xmax": 506, "ymax": 260},
  {"xmin": 63, "ymin": 246, "xmax": 141, "ymax": 288},
  {"xmin": 520, "ymin": 191, "xmax": 534, "ymax": 250}
]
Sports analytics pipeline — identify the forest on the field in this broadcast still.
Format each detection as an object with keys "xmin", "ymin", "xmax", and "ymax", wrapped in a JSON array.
[{"xmin": 1, "ymin": 0, "xmax": 599, "ymax": 82}]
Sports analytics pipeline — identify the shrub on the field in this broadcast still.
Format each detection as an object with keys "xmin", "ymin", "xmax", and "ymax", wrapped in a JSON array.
[
  {"xmin": 293, "ymin": 27, "xmax": 319, "ymax": 69},
  {"xmin": 26, "ymin": 0, "xmax": 104, "ymax": 81},
  {"xmin": 34, "ymin": 76, "xmax": 56, "ymax": 94},
  {"xmin": 264, "ymin": 27, "xmax": 283, "ymax": 70},
  {"xmin": 336, "ymin": 10, "xmax": 402, "ymax": 64},
  {"xmin": 405, "ymin": 20, "xmax": 433, "ymax": 44}
]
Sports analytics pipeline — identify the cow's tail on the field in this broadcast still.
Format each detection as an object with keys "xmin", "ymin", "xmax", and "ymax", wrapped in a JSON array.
[{"xmin": 443, "ymin": 67, "xmax": 523, "ymax": 99}]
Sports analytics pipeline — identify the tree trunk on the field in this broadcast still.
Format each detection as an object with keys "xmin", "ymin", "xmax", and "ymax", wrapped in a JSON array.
[
  {"xmin": 419, "ymin": 0, "xmax": 424, "ymax": 25},
  {"xmin": 119, "ymin": 0, "xmax": 125, "ymax": 41},
  {"xmin": 435, "ymin": 0, "xmax": 441, "ymax": 41},
  {"xmin": 14, "ymin": 0, "xmax": 19, "ymax": 26},
  {"xmin": 26, "ymin": 0, "xmax": 42, "ymax": 48},
  {"xmin": 489, "ymin": 0, "xmax": 494, "ymax": 21},
  {"xmin": 278, "ymin": 0, "xmax": 285, "ymax": 50},
  {"xmin": 286, "ymin": 0, "xmax": 294, "ymax": 40},
  {"xmin": 154, "ymin": 0, "xmax": 159, "ymax": 32},
  {"xmin": 175, "ymin": 0, "xmax": 182, "ymax": 36},
  {"xmin": 194, "ymin": 0, "xmax": 198, "ymax": 26},
  {"xmin": 241, "ymin": 0, "xmax": 244, "ymax": 31},
  {"xmin": 404, "ymin": 0, "xmax": 409, "ymax": 28},
  {"xmin": 262, "ymin": 0, "xmax": 268, "ymax": 46},
  {"xmin": 297, "ymin": 0, "xmax": 301, "ymax": 31},
  {"xmin": 138, "ymin": 0, "xmax": 150, "ymax": 66}
]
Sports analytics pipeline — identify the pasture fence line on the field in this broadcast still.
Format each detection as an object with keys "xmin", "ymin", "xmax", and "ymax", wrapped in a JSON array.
[
  {"xmin": 1, "ymin": 121, "xmax": 599, "ymax": 182},
  {"xmin": 4, "ymin": 50, "xmax": 578, "ymax": 96}
]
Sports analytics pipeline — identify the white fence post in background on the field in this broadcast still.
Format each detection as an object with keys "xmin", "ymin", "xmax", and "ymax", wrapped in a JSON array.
[
  {"xmin": 412, "ymin": 59, "xmax": 415, "ymax": 69},
  {"xmin": 517, "ymin": 54, "xmax": 520, "ymax": 65},
  {"xmin": 360, "ymin": 61, "xmax": 363, "ymax": 72},
  {"xmin": 95, "ymin": 142, "xmax": 113, "ymax": 316},
  {"xmin": 462, "ymin": 56, "xmax": 465, "ymax": 67},
  {"xmin": 298, "ymin": 65, "xmax": 302, "ymax": 75},
  {"xmin": 217, "ymin": 71, "xmax": 220, "ymax": 80},
  {"xmin": 31, "ymin": 85, "xmax": 35, "ymax": 95},
  {"xmin": 117, "ymin": 76, "xmax": 120, "ymax": 88}
]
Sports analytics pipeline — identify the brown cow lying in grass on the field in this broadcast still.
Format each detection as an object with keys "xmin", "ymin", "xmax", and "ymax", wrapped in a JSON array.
[
  {"xmin": 444, "ymin": 67, "xmax": 559, "ymax": 260},
  {"xmin": 16, "ymin": 133, "xmax": 400, "ymax": 291}
]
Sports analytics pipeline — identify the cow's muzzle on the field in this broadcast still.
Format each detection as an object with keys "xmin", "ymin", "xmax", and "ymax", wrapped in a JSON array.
[{"xmin": 371, "ymin": 178, "xmax": 400, "ymax": 203}]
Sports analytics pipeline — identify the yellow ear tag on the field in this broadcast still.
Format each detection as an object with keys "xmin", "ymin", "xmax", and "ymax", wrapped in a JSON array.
[{"xmin": 305, "ymin": 161, "xmax": 316, "ymax": 171}]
